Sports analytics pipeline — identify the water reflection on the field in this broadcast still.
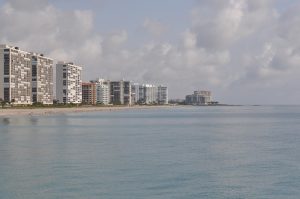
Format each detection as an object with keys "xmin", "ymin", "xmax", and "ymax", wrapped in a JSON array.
[
  {"xmin": 0, "ymin": 118, "xmax": 10, "ymax": 126},
  {"xmin": 29, "ymin": 117, "xmax": 39, "ymax": 126},
  {"xmin": 0, "ymin": 117, "xmax": 41, "ymax": 127}
]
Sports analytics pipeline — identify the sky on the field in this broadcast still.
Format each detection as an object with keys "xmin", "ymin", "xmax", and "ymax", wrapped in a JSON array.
[{"xmin": 0, "ymin": 0, "xmax": 300, "ymax": 104}]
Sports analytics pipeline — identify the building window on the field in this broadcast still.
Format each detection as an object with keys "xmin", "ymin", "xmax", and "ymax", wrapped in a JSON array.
[
  {"xmin": 4, "ymin": 88, "xmax": 9, "ymax": 102},
  {"xmin": 33, "ymin": 94, "xmax": 37, "ymax": 102},
  {"xmin": 63, "ymin": 89, "xmax": 66, "ymax": 95},
  {"xmin": 4, "ymin": 54, "xmax": 10, "ymax": 75},
  {"xmin": 63, "ymin": 73, "xmax": 67, "ymax": 78},
  {"xmin": 32, "ymin": 88, "xmax": 37, "ymax": 92},
  {"xmin": 32, "ymin": 65, "xmax": 37, "ymax": 76},
  {"xmin": 4, "ymin": 78, "xmax": 9, "ymax": 83},
  {"xmin": 63, "ymin": 80, "xmax": 66, "ymax": 86}
]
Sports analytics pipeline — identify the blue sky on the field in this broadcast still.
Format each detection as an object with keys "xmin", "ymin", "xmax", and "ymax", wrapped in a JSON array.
[{"xmin": 1, "ymin": 0, "xmax": 300, "ymax": 104}]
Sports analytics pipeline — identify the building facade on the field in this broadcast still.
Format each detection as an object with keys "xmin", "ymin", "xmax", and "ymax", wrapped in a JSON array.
[
  {"xmin": 110, "ymin": 80, "xmax": 131, "ymax": 105},
  {"xmin": 82, "ymin": 82, "xmax": 97, "ymax": 105},
  {"xmin": 56, "ymin": 61, "xmax": 82, "ymax": 104},
  {"xmin": 157, "ymin": 85, "xmax": 168, "ymax": 105},
  {"xmin": 185, "ymin": 91, "xmax": 212, "ymax": 105},
  {"xmin": 0, "ymin": 45, "xmax": 32, "ymax": 105},
  {"xmin": 144, "ymin": 84, "xmax": 158, "ymax": 104},
  {"xmin": 130, "ymin": 83, "xmax": 168, "ymax": 105},
  {"xmin": 131, "ymin": 83, "xmax": 144, "ymax": 104},
  {"xmin": 31, "ymin": 53, "xmax": 53, "ymax": 104},
  {"xmin": 131, "ymin": 83, "xmax": 138, "ymax": 104},
  {"xmin": 93, "ymin": 79, "xmax": 110, "ymax": 105}
]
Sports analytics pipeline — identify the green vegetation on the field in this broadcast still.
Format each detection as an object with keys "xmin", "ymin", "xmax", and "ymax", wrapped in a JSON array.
[{"xmin": 0, "ymin": 99, "xmax": 171, "ymax": 109}]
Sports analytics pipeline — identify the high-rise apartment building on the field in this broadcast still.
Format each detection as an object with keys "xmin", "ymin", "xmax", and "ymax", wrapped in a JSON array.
[
  {"xmin": 157, "ymin": 85, "xmax": 168, "ymax": 105},
  {"xmin": 131, "ymin": 83, "xmax": 140, "ymax": 104},
  {"xmin": 56, "ymin": 61, "xmax": 82, "ymax": 104},
  {"xmin": 138, "ymin": 84, "xmax": 145, "ymax": 103},
  {"xmin": 185, "ymin": 91, "xmax": 212, "ymax": 105},
  {"xmin": 144, "ymin": 84, "xmax": 158, "ymax": 104},
  {"xmin": 130, "ymin": 83, "xmax": 168, "ymax": 105},
  {"xmin": 31, "ymin": 53, "xmax": 53, "ymax": 104},
  {"xmin": 110, "ymin": 80, "xmax": 131, "ymax": 105},
  {"xmin": 82, "ymin": 82, "xmax": 97, "ymax": 105},
  {"xmin": 0, "ymin": 45, "xmax": 32, "ymax": 105},
  {"xmin": 91, "ymin": 78, "xmax": 110, "ymax": 105}
]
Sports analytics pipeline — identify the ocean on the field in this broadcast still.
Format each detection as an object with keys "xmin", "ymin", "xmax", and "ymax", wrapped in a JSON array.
[{"xmin": 0, "ymin": 106, "xmax": 300, "ymax": 199}]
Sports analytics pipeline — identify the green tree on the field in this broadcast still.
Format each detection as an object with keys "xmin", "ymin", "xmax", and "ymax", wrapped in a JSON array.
[{"xmin": 0, "ymin": 98, "xmax": 6, "ymax": 108}]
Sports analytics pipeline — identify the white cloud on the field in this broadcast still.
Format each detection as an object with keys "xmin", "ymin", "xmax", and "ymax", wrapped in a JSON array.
[
  {"xmin": 142, "ymin": 18, "xmax": 167, "ymax": 37},
  {"xmin": 102, "ymin": 30, "xmax": 128, "ymax": 53},
  {"xmin": 1, "ymin": 0, "xmax": 300, "ymax": 104}
]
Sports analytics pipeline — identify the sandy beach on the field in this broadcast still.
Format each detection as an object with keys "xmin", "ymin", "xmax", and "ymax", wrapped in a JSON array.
[{"xmin": 0, "ymin": 106, "xmax": 176, "ymax": 117}]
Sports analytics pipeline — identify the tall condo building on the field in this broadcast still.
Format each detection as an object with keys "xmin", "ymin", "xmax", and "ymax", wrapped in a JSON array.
[
  {"xmin": 56, "ymin": 61, "xmax": 82, "ymax": 104},
  {"xmin": 110, "ymin": 80, "xmax": 131, "ymax": 105},
  {"xmin": 131, "ymin": 83, "xmax": 139, "ymax": 104},
  {"xmin": 91, "ymin": 78, "xmax": 110, "ymax": 105},
  {"xmin": 157, "ymin": 85, "xmax": 168, "ymax": 105},
  {"xmin": 144, "ymin": 84, "xmax": 158, "ymax": 104},
  {"xmin": 131, "ymin": 83, "xmax": 145, "ymax": 104},
  {"xmin": 31, "ymin": 53, "xmax": 53, "ymax": 104},
  {"xmin": 0, "ymin": 45, "xmax": 32, "ymax": 104},
  {"xmin": 130, "ymin": 83, "xmax": 168, "ymax": 105},
  {"xmin": 138, "ymin": 84, "xmax": 145, "ymax": 103},
  {"xmin": 82, "ymin": 82, "xmax": 97, "ymax": 105},
  {"xmin": 185, "ymin": 91, "xmax": 212, "ymax": 105}
]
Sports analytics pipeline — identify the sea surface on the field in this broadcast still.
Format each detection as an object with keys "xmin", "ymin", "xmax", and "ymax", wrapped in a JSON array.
[{"xmin": 0, "ymin": 106, "xmax": 300, "ymax": 199}]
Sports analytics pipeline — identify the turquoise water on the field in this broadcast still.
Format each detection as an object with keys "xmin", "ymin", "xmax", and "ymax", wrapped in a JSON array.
[{"xmin": 0, "ymin": 106, "xmax": 300, "ymax": 199}]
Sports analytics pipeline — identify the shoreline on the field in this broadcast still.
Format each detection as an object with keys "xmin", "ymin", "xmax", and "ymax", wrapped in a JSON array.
[
  {"xmin": 0, "ymin": 105, "xmax": 176, "ymax": 117},
  {"xmin": 0, "ymin": 104, "xmax": 246, "ymax": 117}
]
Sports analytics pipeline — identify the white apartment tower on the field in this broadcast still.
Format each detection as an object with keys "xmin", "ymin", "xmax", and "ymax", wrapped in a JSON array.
[
  {"xmin": 56, "ymin": 61, "xmax": 82, "ymax": 104},
  {"xmin": 157, "ymin": 85, "xmax": 168, "ymax": 105},
  {"xmin": 91, "ymin": 78, "xmax": 110, "ymax": 105},
  {"xmin": 31, "ymin": 53, "xmax": 53, "ymax": 104},
  {"xmin": 0, "ymin": 45, "xmax": 32, "ymax": 105},
  {"xmin": 144, "ymin": 84, "xmax": 158, "ymax": 104},
  {"xmin": 130, "ymin": 83, "xmax": 168, "ymax": 105}
]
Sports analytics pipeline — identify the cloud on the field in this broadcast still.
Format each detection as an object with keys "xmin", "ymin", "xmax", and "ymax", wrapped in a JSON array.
[
  {"xmin": 0, "ymin": 0, "xmax": 100, "ymax": 62},
  {"xmin": 1, "ymin": 0, "xmax": 300, "ymax": 104},
  {"xmin": 7, "ymin": 0, "xmax": 48, "ymax": 11},
  {"xmin": 179, "ymin": 0, "xmax": 300, "ymax": 104},
  {"xmin": 102, "ymin": 30, "xmax": 128, "ymax": 53},
  {"xmin": 142, "ymin": 18, "xmax": 167, "ymax": 37},
  {"xmin": 191, "ymin": 0, "xmax": 276, "ymax": 50}
]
